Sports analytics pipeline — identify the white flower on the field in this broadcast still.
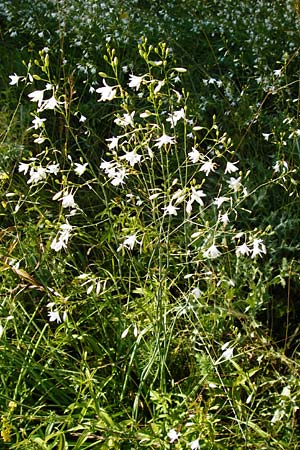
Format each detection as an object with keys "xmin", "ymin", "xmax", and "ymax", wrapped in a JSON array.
[
  {"xmin": 30, "ymin": 116, "xmax": 46, "ymax": 130},
  {"xmin": 203, "ymin": 244, "xmax": 221, "ymax": 259},
  {"xmin": 192, "ymin": 287, "xmax": 201, "ymax": 299},
  {"xmin": 273, "ymin": 160, "xmax": 288, "ymax": 173},
  {"xmin": 96, "ymin": 79, "xmax": 117, "ymax": 101},
  {"xmin": 262, "ymin": 133, "xmax": 272, "ymax": 141},
  {"xmin": 106, "ymin": 136, "xmax": 120, "ymax": 150},
  {"xmin": 47, "ymin": 163, "xmax": 60, "ymax": 175},
  {"xmin": 199, "ymin": 159, "xmax": 217, "ymax": 176},
  {"xmin": 18, "ymin": 162, "xmax": 31, "ymax": 175},
  {"xmin": 226, "ymin": 176, "xmax": 242, "ymax": 192},
  {"xmin": 40, "ymin": 95, "xmax": 60, "ymax": 111},
  {"xmin": 9, "ymin": 73, "xmax": 22, "ymax": 85},
  {"xmin": 34, "ymin": 136, "xmax": 46, "ymax": 144},
  {"xmin": 154, "ymin": 80, "xmax": 164, "ymax": 94},
  {"xmin": 221, "ymin": 346, "xmax": 234, "ymax": 361},
  {"xmin": 28, "ymin": 166, "xmax": 47, "ymax": 184},
  {"xmin": 186, "ymin": 200, "xmax": 193, "ymax": 215},
  {"xmin": 114, "ymin": 111, "xmax": 135, "ymax": 127},
  {"xmin": 188, "ymin": 147, "xmax": 200, "ymax": 163},
  {"xmin": 48, "ymin": 309, "xmax": 62, "ymax": 323},
  {"xmin": 225, "ymin": 161, "xmax": 239, "ymax": 174},
  {"xmin": 110, "ymin": 168, "xmax": 127, "ymax": 186},
  {"xmin": 60, "ymin": 193, "xmax": 76, "ymax": 209},
  {"xmin": 281, "ymin": 386, "xmax": 291, "ymax": 398},
  {"xmin": 163, "ymin": 203, "xmax": 179, "ymax": 216},
  {"xmin": 154, "ymin": 134, "xmax": 176, "ymax": 148},
  {"xmin": 166, "ymin": 108, "xmax": 185, "ymax": 127},
  {"xmin": 189, "ymin": 438, "xmax": 200, "ymax": 450},
  {"xmin": 271, "ymin": 409, "xmax": 285, "ymax": 424},
  {"xmin": 100, "ymin": 161, "xmax": 127, "ymax": 186},
  {"xmin": 128, "ymin": 74, "xmax": 145, "ymax": 90},
  {"xmin": 120, "ymin": 151, "xmax": 142, "ymax": 166},
  {"xmin": 213, "ymin": 196, "xmax": 229, "ymax": 208},
  {"xmin": 190, "ymin": 187, "xmax": 206, "ymax": 206},
  {"xmin": 79, "ymin": 114, "xmax": 87, "ymax": 122},
  {"xmin": 74, "ymin": 162, "xmax": 88, "ymax": 176},
  {"xmin": 51, "ymin": 223, "xmax": 73, "ymax": 252},
  {"xmin": 117, "ymin": 234, "xmax": 138, "ymax": 251},
  {"xmin": 28, "ymin": 89, "xmax": 45, "ymax": 107},
  {"xmin": 251, "ymin": 238, "xmax": 266, "ymax": 258},
  {"xmin": 100, "ymin": 159, "xmax": 116, "ymax": 176},
  {"xmin": 236, "ymin": 243, "xmax": 251, "ymax": 256},
  {"xmin": 167, "ymin": 429, "xmax": 180, "ymax": 443},
  {"xmin": 47, "ymin": 302, "xmax": 67, "ymax": 324},
  {"xmin": 220, "ymin": 212, "xmax": 229, "ymax": 225}
]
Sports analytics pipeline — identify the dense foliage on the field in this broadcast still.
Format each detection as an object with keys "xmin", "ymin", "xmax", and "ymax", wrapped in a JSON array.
[{"xmin": 1, "ymin": 1, "xmax": 300, "ymax": 448}]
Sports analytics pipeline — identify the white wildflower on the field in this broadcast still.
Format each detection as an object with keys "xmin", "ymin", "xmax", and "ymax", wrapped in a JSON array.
[
  {"xmin": 60, "ymin": 192, "xmax": 76, "ymax": 209},
  {"xmin": 236, "ymin": 243, "xmax": 251, "ymax": 256},
  {"xmin": 166, "ymin": 108, "xmax": 185, "ymax": 127},
  {"xmin": 96, "ymin": 79, "xmax": 117, "ymax": 101},
  {"xmin": 192, "ymin": 287, "xmax": 201, "ymax": 299},
  {"xmin": 213, "ymin": 196, "xmax": 229, "ymax": 208},
  {"xmin": 189, "ymin": 438, "xmax": 200, "ymax": 450},
  {"xmin": 47, "ymin": 163, "xmax": 60, "ymax": 175},
  {"xmin": 225, "ymin": 161, "xmax": 239, "ymax": 174},
  {"xmin": 40, "ymin": 95, "xmax": 60, "ymax": 111},
  {"xmin": 273, "ymin": 160, "xmax": 288, "ymax": 173},
  {"xmin": 47, "ymin": 302, "xmax": 67, "ymax": 324},
  {"xmin": 18, "ymin": 162, "xmax": 31, "ymax": 175},
  {"xmin": 220, "ymin": 212, "xmax": 229, "ymax": 225},
  {"xmin": 34, "ymin": 136, "xmax": 46, "ymax": 144},
  {"xmin": 154, "ymin": 134, "xmax": 176, "ymax": 148},
  {"xmin": 199, "ymin": 159, "xmax": 217, "ymax": 176},
  {"xmin": 221, "ymin": 344, "xmax": 234, "ymax": 361},
  {"xmin": 74, "ymin": 162, "xmax": 88, "ymax": 176},
  {"xmin": 167, "ymin": 429, "xmax": 180, "ymax": 443},
  {"xmin": 117, "ymin": 234, "xmax": 138, "ymax": 251},
  {"xmin": 48, "ymin": 309, "xmax": 62, "ymax": 323},
  {"xmin": 262, "ymin": 133, "xmax": 272, "ymax": 141},
  {"xmin": 27, "ymin": 166, "xmax": 47, "ymax": 184},
  {"xmin": 186, "ymin": 200, "xmax": 193, "ymax": 215},
  {"xmin": 163, "ymin": 203, "xmax": 179, "ymax": 216},
  {"xmin": 114, "ymin": 111, "xmax": 135, "ymax": 127},
  {"xmin": 271, "ymin": 409, "xmax": 285, "ymax": 424},
  {"xmin": 154, "ymin": 80, "xmax": 164, "ymax": 94},
  {"xmin": 188, "ymin": 147, "xmax": 201, "ymax": 163},
  {"xmin": 128, "ymin": 74, "xmax": 145, "ymax": 90},
  {"xmin": 106, "ymin": 136, "xmax": 120, "ymax": 150},
  {"xmin": 226, "ymin": 176, "xmax": 242, "ymax": 192},
  {"xmin": 110, "ymin": 168, "xmax": 127, "ymax": 186},
  {"xmin": 9, "ymin": 73, "xmax": 22, "ymax": 85},
  {"xmin": 30, "ymin": 116, "xmax": 46, "ymax": 130},
  {"xmin": 51, "ymin": 223, "xmax": 73, "ymax": 252},
  {"xmin": 190, "ymin": 187, "xmax": 206, "ymax": 206},
  {"xmin": 120, "ymin": 150, "xmax": 142, "ymax": 166},
  {"xmin": 203, "ymin": 244, "xmax": 221, "ymax": 259},
  {"xmin": 251, "ymin": 238, "xmax": 266, "ymax": 258},
  {"xmin": 28, "ymin": 89, "xmax": 45, "ymax": 107}
]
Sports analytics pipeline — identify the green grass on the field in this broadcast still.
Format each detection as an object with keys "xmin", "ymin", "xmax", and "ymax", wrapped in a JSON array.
[{"xmin": 1, "ymin": 1, "xmax": 300, "ymax": 448}]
